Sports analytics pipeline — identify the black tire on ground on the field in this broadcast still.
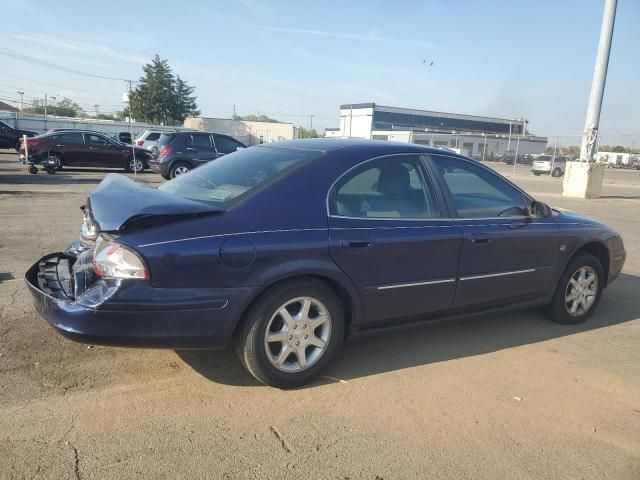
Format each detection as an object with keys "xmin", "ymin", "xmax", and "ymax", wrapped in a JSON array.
[
  {"xmin": 552, "ymin": 168, "xmax": 562, "ymax": 177},
  {"xmin": 533, "ymin": 172, "xmax": 541, "ymax": 176},
  {"xmin": 49, "ymin": 154, "xmax": 63, "ymax": 171},
  {"xmin": 235, "ymin": 278, "xmax": 345, "ymax": 388},
  {"xmin": 544, "ymin": 252, "xmax": 604, "ymax": 325},
  {"xmin": 28, "ymin": 165, "xmax": 38, "ymax": 174},
  {"xmin": 169, "ymin": 162, "xmax": 191, "ymax": 179}
]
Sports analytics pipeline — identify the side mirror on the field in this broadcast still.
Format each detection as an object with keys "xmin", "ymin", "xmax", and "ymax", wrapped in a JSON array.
[{"xmin": 531, "ymin": 200, "xmax": 552, "ymax": 218}]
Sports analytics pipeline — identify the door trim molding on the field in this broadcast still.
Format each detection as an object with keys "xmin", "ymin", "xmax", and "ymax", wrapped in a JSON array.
[
  {"xmin": 459, "ymin": 268, "xmax": 535, "ymax": 282},
  {"xmin": 377, "ymin": 278, "xmax": 456, "ymax": 290}
]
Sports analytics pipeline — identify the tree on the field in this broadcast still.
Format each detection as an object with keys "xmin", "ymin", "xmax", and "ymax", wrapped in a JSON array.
[
  {"xmin": 298, "ymin": 127, "xmax": 319, "ymax": 138},
  {"xmin": 24, "ymin": 96, "xmax": 84, "ymax": 117},
  {"xmin": 233, "ymin": 113, "xmax": 281, "ymax": 123},
  {"xmin": 128, "ymin": 54, "xmax": 199, "ymax": 125}
]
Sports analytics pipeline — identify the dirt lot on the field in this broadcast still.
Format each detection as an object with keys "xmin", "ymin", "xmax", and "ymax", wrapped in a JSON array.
[{"xmin": 1, "ymin": 152, "xmax": 639, "ymax": 479}]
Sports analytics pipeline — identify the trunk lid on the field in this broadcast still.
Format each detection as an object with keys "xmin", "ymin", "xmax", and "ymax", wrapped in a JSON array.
[{"xmin": 88, "ymin": 173, "xmax": 221, "ymax": 232}]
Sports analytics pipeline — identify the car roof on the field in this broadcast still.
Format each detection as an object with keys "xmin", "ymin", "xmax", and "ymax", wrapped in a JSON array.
[{"xmin": 259, "ymin": 138, "xmax": 449, "ymax": 155}]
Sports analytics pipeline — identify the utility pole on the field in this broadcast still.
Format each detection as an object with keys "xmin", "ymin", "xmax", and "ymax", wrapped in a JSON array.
[
  {"xmin": 95, "ymin": 104, "xmax": 100, "ymax": 119},
  {"xmin": 309, "ymin": 114, "xmax": 314, "ymax": 131},
  {"xmin": 563, "ymin": 0, "xmax": 616, "ymax": 198},
  {"xmin": 579, "ymin": 0, "xmax": 617, "ymax": 162},
  {"xmin": 17, "ymin": 91, "xmax": 24, "ymax": 116},
  {"xmin": 233, "ymin": 104, "xmax": 237, "ymax": 118},
  {"xmin": 51, "ymin": 96, "xmax": 57, "ymax": 117},
  {"xmin": 44, "ymin": 93, "xmax": 47, "ymax": 130}
]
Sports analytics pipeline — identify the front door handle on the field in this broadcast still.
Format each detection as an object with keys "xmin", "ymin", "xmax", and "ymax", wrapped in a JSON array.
[{"xmin": 470, "ymin": 234, "xmax": 491, "ymax": 244}]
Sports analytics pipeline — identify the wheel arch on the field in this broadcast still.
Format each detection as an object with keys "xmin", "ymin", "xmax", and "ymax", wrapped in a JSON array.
[
  {"xmin": 232, "ymin": 271, "xmax": 363, "ymax": 343},
  {"xmin": 562, "ymin": 240, "xmax": 610, "ymax": 288}
]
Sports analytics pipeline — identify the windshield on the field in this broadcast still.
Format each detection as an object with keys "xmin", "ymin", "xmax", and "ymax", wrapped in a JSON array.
[{"xmin": 159, "ymin": 146, "xmax": 321, "ymax": 207}]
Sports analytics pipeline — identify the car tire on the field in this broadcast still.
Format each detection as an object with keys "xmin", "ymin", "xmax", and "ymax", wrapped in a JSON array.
[
  {"xmin": 552, "ymin": 168, "xmax": 561, "ymax": 177},
  {"xmin": 170, "ymin": 162, "xmax": 191, "ymax": 179},
  {"xmin": 235, "ymin": 278, "xmax": 345, "ymax": 388},
  {"xmin": 545, "ymin": 252, "xmax": 604, "ymax": 325},
  {"xmin": 49, "ymin": 154, "xmax": 63, "ymax": 171},
  {"xmin": 126, "ymin": 156, "xmax": 145, "ymax": 173},
  {"xmin": 533, "ymin": 172, "xmax": 541, "ymax": 176}
]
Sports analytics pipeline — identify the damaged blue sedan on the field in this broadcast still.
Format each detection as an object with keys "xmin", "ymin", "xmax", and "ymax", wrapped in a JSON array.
[{"xmin": 26, "ymin": 139, "xmax": 626, "ymax": 387}]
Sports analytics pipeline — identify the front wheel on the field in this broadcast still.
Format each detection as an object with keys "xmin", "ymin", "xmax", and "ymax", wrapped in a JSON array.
[
  {"xmin": 552, "ymin": 168, "xmax": 561, "ymax": 177},
  {"xmin": 126, "ymin": 156, "xmax": 145, "ymax": 173},
  {"xmin": 235, "ymin": 279, "xmax": 345, "ymax": 388},
  {"xmin": 545, "ymin": 252, "xmax": 604, "ymax": 324}
]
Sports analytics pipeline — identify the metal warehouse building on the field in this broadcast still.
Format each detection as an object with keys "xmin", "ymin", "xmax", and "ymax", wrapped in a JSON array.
[{"xmin": 327, "ymin": 103, "xmax": 548, "ymax": 159}]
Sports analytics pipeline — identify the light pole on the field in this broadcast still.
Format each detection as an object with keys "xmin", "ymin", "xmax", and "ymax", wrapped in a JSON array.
[
  {"xmin": 17, "ymin": 91, "xmax": 24, "ymax": 116},
  {"xmin": 51, "ymin": 96, "xmax": 57, "ymax": 117},
  {"xmin": 564, "ymin": 0, "xmax": 617, "ymax": 198},
  {"xmin": 95, "ymin": 104, "xmax": 100, "ymax": 119}
]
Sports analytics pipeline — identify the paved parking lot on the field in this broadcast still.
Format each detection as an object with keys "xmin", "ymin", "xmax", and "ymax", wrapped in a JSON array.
[{"xmin": 1, "ymin": 151, "xmax": 639, "ymax": 479}]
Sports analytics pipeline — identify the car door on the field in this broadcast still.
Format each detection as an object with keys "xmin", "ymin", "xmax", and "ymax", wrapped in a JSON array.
[
  {"xmin": 185, "ymin": 133, "xmax": 217, "ymax": 167},
  {"xmin": 55, "ymin": 132, "xmax": 87, "ymax": 166},
  {"xmin": 82, "ymin": 133, "xmax": 117, "ymax": 168},
  {"xmin": 328, "ymin": 154, "xmax": 462, "ymax": 325},
  {"xmin": 428, "ymin": 154, "xmax": 561, "ymax": 308}
]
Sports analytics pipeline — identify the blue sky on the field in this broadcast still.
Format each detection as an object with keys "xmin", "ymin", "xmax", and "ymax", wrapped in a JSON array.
[{"xmin": 1, "ymin": 0, "xmax": 638, "ymax": 145}]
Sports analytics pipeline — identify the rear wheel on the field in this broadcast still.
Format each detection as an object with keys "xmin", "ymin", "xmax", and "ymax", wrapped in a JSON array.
[
  {"xmin": 170, "ymin": 162, "xmax": 191, "ymax": 178},
  {"xmin": 545, "ymin": 252, "xmax": 604, "ymax": 324},
  {"xmin": 235, "ymin": 279, "xmax": 345, "ymax": 388},
  {"xmin": 552, "ymin": 168, "xmax": 562, "ymax": 177}
]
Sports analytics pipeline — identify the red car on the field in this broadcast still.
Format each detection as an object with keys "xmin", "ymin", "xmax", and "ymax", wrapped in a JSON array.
[{"xmin": 19, "ymin": 129, "xmax": 151, "ymax": 174}]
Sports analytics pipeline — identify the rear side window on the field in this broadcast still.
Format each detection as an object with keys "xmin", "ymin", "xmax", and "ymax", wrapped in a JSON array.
[
  {"xmin": 157, "ymin": 133, "xmax": 175, "ymax": 146},
  {"xmin": 59, "ymin": 132, "xmax": 84, "ymax": 144},
  {"xmin": 331, "ymin": 155, "xmax": 439, "ymax": 219},
  {"xmin": 146, "ymin": 132, "xmax": 161, "ymax": 141},
  {"xmin": 159, "ymin": 147, "xmax": 320, "ymax": 207},
  {"xmin": 186, "ymin": 133, "xmax": 212, "ymax": 148}
]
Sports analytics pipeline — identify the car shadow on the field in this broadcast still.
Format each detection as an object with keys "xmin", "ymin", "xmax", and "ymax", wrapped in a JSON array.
[
  {"xmin": 178, "ymin": 272, "xmax": 640, "ymax": 388},
  {"xmin": 0, "ymin": 171, "xmax": 158, "ymax": 187}
]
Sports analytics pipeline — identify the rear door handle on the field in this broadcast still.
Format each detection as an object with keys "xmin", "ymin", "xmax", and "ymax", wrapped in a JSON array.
[
  {"xmin": 341, "ymin": 240, "xmax": 372, "ymax": 249},
  {"xmin": 470, "ymin": 234, "xmax": 491, "ymax": 244}
]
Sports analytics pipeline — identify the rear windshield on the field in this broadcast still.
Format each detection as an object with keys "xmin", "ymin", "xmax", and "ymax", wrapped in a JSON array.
[
  {"xmin": 158, "ymin": 146, "xmax": 321, "ymax": 207},
  {"xmin": 536, "ymin": 156, "xmax": 551, "ymax": 161}
]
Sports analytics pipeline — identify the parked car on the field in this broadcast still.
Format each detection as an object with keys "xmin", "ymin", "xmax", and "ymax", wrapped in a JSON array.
[
  {"xmin": 19, "ymin": 130, "xmax": 151, "ymax": 173},
  {"xmin": 25, "ymin": 139, "xmax": 626, "ymax": 388},
  {"xmin": 113, "ymin": 132, "xmax": 133, "ymax": 144},
  {"xmin": 531, "ymin": 155, "xmax": 567, "ymax": 177},
  {"xmin": 497, "ymin": 151, "xmax": 534, "ymax": 165},
  {"xmin": 149, "ymin": 131, "xmax": 246, "ymax": 179},
  {"xmin": 0, "ymin": 120, "xmax": 38, "ymax": 151},
  {"xmin": 134, "ymin": 130, "xmax": 164, "ymax": 150}
]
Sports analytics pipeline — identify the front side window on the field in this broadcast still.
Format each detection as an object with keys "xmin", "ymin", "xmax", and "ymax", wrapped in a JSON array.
[
  {"xmin": 214, "ymin": 135, "xmax": 242, "ymax": 154},
  {"xmin": 431, "ymin": 156, "xmax": 527, "ymax": 218},
  {"xmin": 331, "ymin": 155, "xmax": 439, "ymax": 219},
  {"xmin": 86, "ymin": 134, "xmax": 108, "ymax": 146},
  {"xmin": 159, "ymin": 146, "xmax": 320, "ymax": 207}
]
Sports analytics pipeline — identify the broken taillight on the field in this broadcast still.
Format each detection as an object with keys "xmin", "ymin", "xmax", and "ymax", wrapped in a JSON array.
[{"xmin": 158, "ymin": 146, "xmax": 172, "ymax": 158}]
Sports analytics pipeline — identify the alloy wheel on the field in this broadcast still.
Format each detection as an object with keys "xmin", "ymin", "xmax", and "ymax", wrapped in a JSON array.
[
  {"xmin": 264, "ymin": 296, "xmax": 332, "ymax": 373},
  {"xmin": 564, "ymin": 266, "xmax": 598, "ymax": 317},
  {"xmin": 129, "ymin": 158, "xmax": 143, "ymax": 172},
  {"xmin": 174, "ymin": 165, "xmax": 190, "ymax": 176}
]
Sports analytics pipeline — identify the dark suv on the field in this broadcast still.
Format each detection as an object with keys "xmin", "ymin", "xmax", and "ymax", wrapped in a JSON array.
[
  {"xmin": 19, "ymin": 130, "xmax": 151, "ymax": 173},
  {"xmin": 149, "ymin": 131, "xmax": 246, "ymax": 179},
  {"xmin": 0, "ymin": 120, "xmax": 38, "ymax": 150}
]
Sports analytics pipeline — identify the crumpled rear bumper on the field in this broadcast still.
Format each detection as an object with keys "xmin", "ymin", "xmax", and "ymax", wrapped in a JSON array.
[{"xmin": 25, "ymin": 251, "xmax": 256, "ymax": 349}]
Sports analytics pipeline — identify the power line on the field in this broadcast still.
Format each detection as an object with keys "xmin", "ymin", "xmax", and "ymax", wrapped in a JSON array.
[
  {"xmin": 0, "ymin": 71, "xmax": 123, "ymax": 96},
  {"xmin": 0, "ymin": 46, "xmax": 134, "ymax": 83}
]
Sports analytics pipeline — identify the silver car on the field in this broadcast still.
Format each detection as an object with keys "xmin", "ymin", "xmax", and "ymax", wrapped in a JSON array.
[
  {"xmin": 134, "ymin": 130, "xmax": 164, "ymax": 151},
  {"xmin": 531, "ymin": 155, "xmax": 566, "ymax": 177}
]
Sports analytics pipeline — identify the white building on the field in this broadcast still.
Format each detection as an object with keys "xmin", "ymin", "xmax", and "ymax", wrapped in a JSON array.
[
  {"xmin": 328, "ymin": 103, "xmax": 548, "ymax": 159},
  {"xmin": 184, "ymin": 117, "xmax": 299, "ymax": 146}
]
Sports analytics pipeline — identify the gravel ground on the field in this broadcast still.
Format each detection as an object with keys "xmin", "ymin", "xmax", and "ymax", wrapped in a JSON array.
[{"xmin": 1, "ymin": 151, "xmax": 638, "ymax": 479}]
